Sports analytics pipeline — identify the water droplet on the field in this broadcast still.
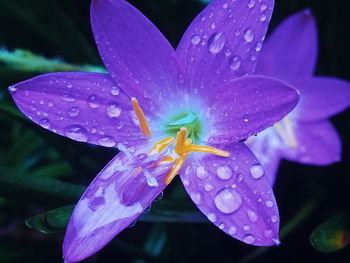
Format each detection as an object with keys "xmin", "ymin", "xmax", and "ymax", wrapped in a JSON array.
[
  {"xmin": 39, "ymin": 118, "xmax": 51, "ymax": 129},
  {"xmin": 8, "ymin": 86, "xmax": 17, "ymax": 92},
  {"xmin": 219, "ymin": 223, "xmax": 225, "ymax": 229},
  {"xmin": 255, "ymin": 42, "xmax": 263, "ymax": 52},
  {"xmin": 68, "ymin": 106, "xmax": 80, "ymax": 117},
  {"xmin": 67, "ymin": 83, "xmax": 73, "ymax": 88},
  {"xmin": 47, "ymin": 100, "xmax": 54, "ymax": 107},
  {"xmin": 111, "ymin": 86, "xmax": 120, "ymax": 96},
  {"xmin": 207, "ymin": 213, "xmax": 217, "ymax": 222},
  {"xmin": 260, "ymin": 3, "xmax": 267, "ymax": 11},
  {"xmin": 64, "ymin": 125, "xmax": 88, "ymax": 142},
  {"xmin": 250, "ymin": 164, "xmax": 264, "ymax": 179},
  {"xmin": 230, "ymin": 56, "xmax": 242, "ymax": 71},
  {"xmin": 247, "ymin": 209, "xmax": 258, "ymax": 223},
  {"xmin": 228, "ymin": 226, "xmax": 237, "ymax": 235},
  {"xmin": 260, "ymin": 14, "xmax": 267, "ymax": 22},
  {"xmin": 243, "ymin": 225, "xmax": 250, "ymax": 231},
  {"xmin": 265, "ymin": 200, "xmax": 274, "ymax": 208},
  {"xmin": 243, "ymin": 114, "xmax": 249, "ymax": 122},
  {"xmin": 248, "ymin": 0, "xmax": 255, "ymax": 8},
  {"xmin": 250, "ymin": 54, "xmax": 257, "ymax": 61},
  {"xmin": 243, "ymin": 234, "xmax": 256, "ymax": 244},
  {"xmin": 214, "ymin": 188, "xmax": 243, "ymax": 214},
  {"xmin": 98, "ymin": 136, "xmax": 116, "ymax": 147},
  {"xmin": 196, "ymin": 166, "xmax": 208, "ymax": 180},
  {"xmin": 224, "ymin": 49, "xmax": 232, "ymax": 56},
  {"xmin": 61, "ymin": 94, "xmax": 76, "ymax": 102},
  {"xmin": 264, "ymin": 229, "xmax": 273, "ymax": 238},
  {"xmin": 208, "ymin": 32, "xmax": 227, "ymax": 54},
  {"xmin": 106, "ymin": 103, "xmax": 122, "ymax": 118},
  {"xmin": 88, "ymin": 94, "xmax": 99, "ymax": 108},
  {"xmin": 244, "ymin": 29, "xmax": 255, "ymax": 43},
  {"xmin": 204, "ymin": 184, "xmax": 214, "ymax": 191},
  {"xmin": 271, "ymin": 215, "xmax": 279, "ymax": 223},
  {"xmin": 190, "ymin": 192, "xmax": 202, "ymax": 205},
  {"xmin": 223, "ymin": 3, "xmax": 228, "ymax": 9},
  {"xmin": 210, "ymin": 23, "xmax": 216, "ymax": 30},
  {"xmin": 236, "ymin": 173, "xmax": 244, "ymax": 182},
  {"xmin": 217, "ymin": 165, "xmax": 233, "ymax": 180},
  {"xmin": 191, "ymin": 34, "xmax": 201, "ymax": 45}
]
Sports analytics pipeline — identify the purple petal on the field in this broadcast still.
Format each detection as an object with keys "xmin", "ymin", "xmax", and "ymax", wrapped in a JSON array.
[
  {"xmin": 91, "ymin": 0, "xmax": 184, "ymax": 112},
  {"xmin": 204, "ymin": 75, "xmax": 299, "ymax": 143},
  {"xmin": 256, "ymin": 10, "xmax": 317, "ymax": 82},
  {"xmin": 281, "ymin": 120, "xmax": 341, "ymax": 165},
  {"xmin": 63, "ymin": 140, "xmax": 173, "ymax": 262},
  {"xmin": 9, "ymin": 72, "xmax": 145, "ymax": 146},
  {"xmin": 291, "ymin": 77, "xmax": 350, "ymax": 121},
  {"xmin": 177, "ymin": 0, "xmax": 275, "ymax": 92},
  {"xmin": 180, "ymin": 142, "xmax": 280, "ymax": 246},
  {"xmin": 247, "ymin": 129, "xmax": 282, "ymax": 185}
]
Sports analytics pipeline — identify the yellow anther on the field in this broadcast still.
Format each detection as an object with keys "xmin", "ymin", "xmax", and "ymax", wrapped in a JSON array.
[
  {"xmin": 148, "ymin": 137, "xmax": 175, "ymax": 155},
  {"xmin": 177, "ymin": 145, "xmax": 230, "ymax": 157},
  {"xmin": 274, "ymin": 117, "xmax": 297, "ymax": 148},
  {"xmin": 131, "ymin": 97, "xmax": 151, "ymax": 137},
  {"xmin": 151, "ymin": 155, "xmax": 175, "ymax": 167}
]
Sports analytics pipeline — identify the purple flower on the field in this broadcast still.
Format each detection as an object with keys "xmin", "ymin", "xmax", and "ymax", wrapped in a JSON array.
[
  {"xmin": 9, "ymin": 0, "xmax": 299, "ymax": 262},
  {"xmin": 248, "ymin": 10, "xmax": 350, "ymax": 184}
]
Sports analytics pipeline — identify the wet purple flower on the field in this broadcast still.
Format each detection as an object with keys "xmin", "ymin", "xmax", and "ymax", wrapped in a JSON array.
[
  {"xmin": 9, "ymin": 0, "xmax": 299, "ymax": 262},
  {"xmin": 248, "ymin": 10, "xmax": 350, "ymax": 184}
]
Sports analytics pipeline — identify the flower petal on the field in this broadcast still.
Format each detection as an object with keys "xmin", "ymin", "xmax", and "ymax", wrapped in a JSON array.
[
  {"xmin": 180, "ymin": 142, "xmax": 280, "ymax": 246},
  {"xmin": 63, "ymin": 141, "xmax": 173, "ymax": 262},
  {"xmin": 91, "ymin": 0, "xmax": 184, "ymax": 112},
  {"xmin": 246, "ymin": 129, "xmax": 282, "ymax": 185},
  {"xmin": 281, "ymin": 120, "xmax": 341, "ymax": 165},
  {"xmin": 256, "ymin": 10, "xmax": 317, "ymax": 82},
  {"xmin": 292, "ymin": 77, "xmax": 350, "ymax": 121},
  {"xmin": 177, "ymin": 0, "xmax": 275, "ymax": 92},
  {"xmin": 9, "ymin": 72, "xmax": 145, "ymax": 146},
  {"xmin": 204, "ymin": 75, "xmax": 299, "ymax": 143}
]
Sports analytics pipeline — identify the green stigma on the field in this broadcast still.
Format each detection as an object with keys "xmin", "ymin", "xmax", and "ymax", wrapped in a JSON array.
[{"xmin": 163, "ymin": 112, "xmax": 203, "ymax": 143}]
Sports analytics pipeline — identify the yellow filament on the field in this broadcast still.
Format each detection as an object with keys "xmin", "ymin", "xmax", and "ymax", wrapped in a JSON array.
[
  {"xmin": 131, "ymin": 97, "xmax": 151, "ymax": 137},
  {"xmin": 274, "ymin": 117, "xmax": 297, "ymax": 148},
  {"xmin": 148, "ymin": 137, "xmax": 175, "ymax": 155},
  {"xmin": 177, "ymin": 145, "xmax": 230, "ymax": 157},
  {"xmin": 164, "ymin": 153, "xmax": 188, "ymax": 185}
]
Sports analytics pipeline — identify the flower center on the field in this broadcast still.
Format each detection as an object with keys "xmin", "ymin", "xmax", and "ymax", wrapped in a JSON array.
[
  {"xmin": 273, "ymin": 117, "xmax": 297, "ymax": 148},
  {"xmin": 130, "ymin": 98, "xmax": 230, "ymax": 185}
]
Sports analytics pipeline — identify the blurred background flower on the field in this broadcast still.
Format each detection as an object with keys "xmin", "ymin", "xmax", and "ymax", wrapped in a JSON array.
[{"xmin": 0, "ymin": 0, "xmax": 349, "ymax": 263}]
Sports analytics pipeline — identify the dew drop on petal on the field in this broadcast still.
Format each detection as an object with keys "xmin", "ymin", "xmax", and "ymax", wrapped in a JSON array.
[
  {"xmin": 230, "ymin": 56, "xmax": 242, "ymax": 71},
  {"xmin": 190, "ymin": 192, "xmax": 202, "ymax": 205},
  {"xmin": 264, "ymin": 229, "xmax": 273, "ymax": 238},
  {"xmin": 204, "ymin": 184, "xmax": 214, "ymax": 191},
  {"xmin": 244, "ymin": 29, "xmax": 255, "ymax": 43},
  {"xmin": 8, "ymin": 86, "xmax": 17, "ymax": 92},
  {"xmin": 88, "ymin": 94, "xmax": 99, "ymax": 108},
  {"xmin": 207, "ymin": 213, "xmax": 217, "ymax": 222},
  {"xmin": 39, "ymin": 118, "xmax": 51, "ymax": 129},
  {"xmin": 248, "ymin": 0, "xmax": 255, "ymax": 8},
  {"xmin": 196, "ymin": 166, "xmax": 208, "ymax": 180},
  {"xmin": 250, "ymin": 164, "xmax": 264, "ymax": 179},
  {"xmin": 271, "ymin": 215, "xmax": 279, "ymax": 223},
  {"xmin": 98, "ymin": 136, "xmax": 116, "ymax": 147},
  {"xmin": 64, "ymin": 125, "xmax": 88, "ymax": 142},
  {"xmin": 265, "ymin": 200, "xmax": 274, "ymax": 208},
  {"xmin": 260, "ymin": 3, "xmax": 267, "ymax": 11},
  {"xmin": 236, "ymin": 173, "xmax": 244, "ymax": 182},
  {"xmin": 214, "ymin": 188, "xmax": 243, "ymax": 214},
  {"xmin": 106, "ymin": 103, "xmax": 122, "ymax": 118},
  {"xmin": 260, "ymin": 14, "xmax": 267, "ymax": 22},
  {"xmin": 110, "ymin": 86, "xmax": 120, "ymax": 96},
  {"xmin": 47, "ymin": 100, "xmax": 54, "ymax": 107},
  {"xmin": 68, "ymin": 106, "xmax": 81, "ymax": 117},
  {"xmin": 61, "ymin": 94, "xmax": 76, "ymax": 102},
  {"xmin": 255, "ymin": 42, "xmax": 263, "ymax": 52},
  {"xmin": 217, "ymin": 165, "xmax": 233, "ymax": 180},
  {"xmin": 247, "ymin": 209, "xmax": 258, "ymax": 223},
  {"xmin": 243, "ymin": 234, "xmax": 256, "ymax": 244},
  {"xmin": 228, "ymin": 226, "xmax": 237, "ymax": 235},
  {"xmin": 191, "ymin": 34, "xmax": 201, "ymax": 45},
  {"xmin": 208, "ymin": 32, "xmax": 227, "ymax": 54}
]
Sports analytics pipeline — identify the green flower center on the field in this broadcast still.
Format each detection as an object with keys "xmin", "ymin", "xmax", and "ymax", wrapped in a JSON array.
[{"xmin": 163, "ymin": 112, "xmax": 203, "ymax": 143}]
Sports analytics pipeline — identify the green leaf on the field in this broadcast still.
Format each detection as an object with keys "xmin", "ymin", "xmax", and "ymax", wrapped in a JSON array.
[
  {"xmin": 310, "ymin": 213, "xmax": 350, "ymax": 253},
  {"xmin": 25, "ymin": 201, "xmax": 206, "ymax": 234}
]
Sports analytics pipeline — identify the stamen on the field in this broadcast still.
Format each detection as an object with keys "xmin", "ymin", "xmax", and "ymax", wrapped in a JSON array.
[
  {"xmin": 273, "ymin": 117, "xmax": 297, "ymax": 148},
  {"xmin": 178, "ymin": 145, "xmax": 230, "ymax": 157},
  {"xmin": 148, "ymin": 137, "xmax": 175, "ymax": 155},
  {"xmin": 131, "ymin": 97, "xmax": 151, "ymax": 137},
  {"xmin": 164, "ymin": 153, "xmax": 188, "ymax": 185}
]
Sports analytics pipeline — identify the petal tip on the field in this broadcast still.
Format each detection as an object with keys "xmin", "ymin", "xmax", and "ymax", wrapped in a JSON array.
[
  {"xmin": 8, "ymin": 85, "xmax": 17, "ymax": 93},
  {"xmin": 273, "ymin": 238, "xmax": 281, "ymax": 246}
]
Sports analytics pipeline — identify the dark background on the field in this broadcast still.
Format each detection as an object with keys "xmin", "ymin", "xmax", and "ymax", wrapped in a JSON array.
[{"xmin": 0, "ymin": 0, "xmax": 349, "ymax": 262}]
